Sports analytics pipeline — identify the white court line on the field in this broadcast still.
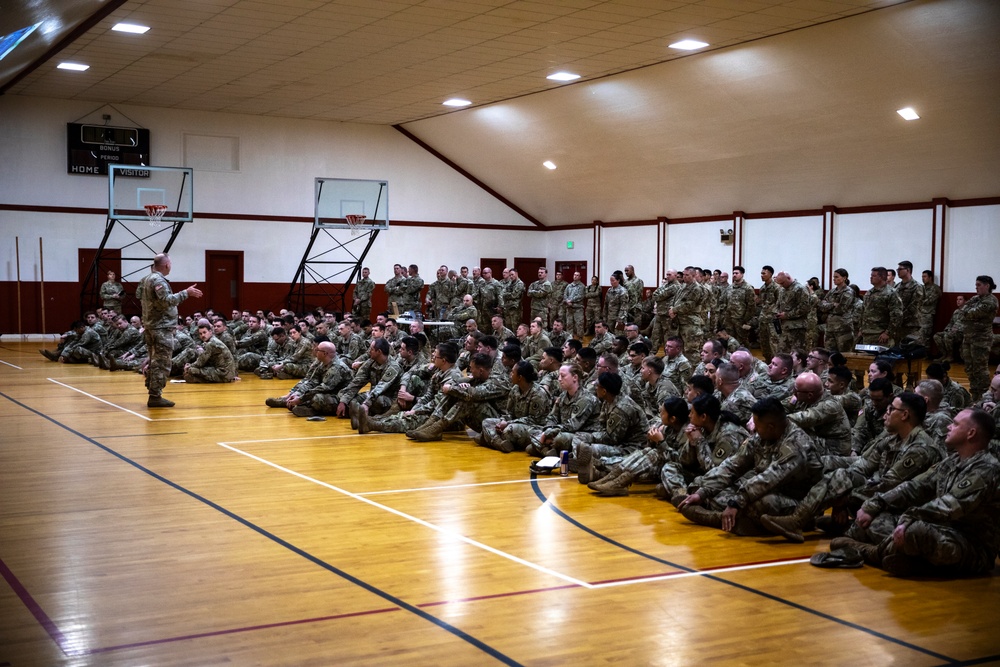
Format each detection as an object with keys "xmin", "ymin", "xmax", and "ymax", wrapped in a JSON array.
[
  {"xmin": 0, "ymin": 359, "xmax": 24, "ymax": 370},
  {"xmin": 149, "ymin": 413, "xmax": 294, "ymax": 422},
  {"xmin": 224, "ymin": 433, "xmax": 379, "ymax": 444},
  {"xmin": 47, "ymin": 378, "xmax": 152, "ymax": 421},
  {"xmin": 219, "ymin": 442, "xmax": 594, "ymax": 590},
  {"xmin": 359, "ymin": 476, "xmax": 572, "ymax": 496},
  {"xmin": 589, "ymin": 557, "xmax": 813, "ymax": 589}
]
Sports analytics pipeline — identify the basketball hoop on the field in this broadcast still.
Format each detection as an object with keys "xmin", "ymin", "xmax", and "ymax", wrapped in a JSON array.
[
  {"xmin": 345, "ymin": 214, "xmax": 367, "ymax": 236},
  {"xmin": 144, "ymin": 204, "xmax": 168, "ymax": 228}
]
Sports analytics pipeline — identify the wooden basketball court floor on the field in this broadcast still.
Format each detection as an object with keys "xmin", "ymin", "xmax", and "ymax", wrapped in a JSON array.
[{"xmin": 1, "ymin": 341, "xmax": 998, "ymax": 666}]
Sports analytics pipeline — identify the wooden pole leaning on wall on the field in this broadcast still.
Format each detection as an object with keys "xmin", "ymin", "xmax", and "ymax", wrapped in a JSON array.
[
  {"xmin": 40, "ymin": 237, "xmax": 46, "ymax": 335},
  {"xmin": 16, "ymin": 237, "xmax": 22, "ymax": 337}
]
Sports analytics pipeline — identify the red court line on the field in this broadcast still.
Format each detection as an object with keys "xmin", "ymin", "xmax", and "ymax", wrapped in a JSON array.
[
  {"xmin": 0, "ymin": 557, "xmax": 75, "ymax": 656},
  {"xmin": 589, "ymin": 555, "xmax": 812, "ymax": 586}
]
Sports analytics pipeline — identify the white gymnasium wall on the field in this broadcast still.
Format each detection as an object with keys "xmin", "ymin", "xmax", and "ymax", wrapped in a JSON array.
[
  {"xmin": 742, "ymin": 216, "xmax": 824, "ymax": 283},
  {"xmin": 599, "ymin": 225, "xmax": 658, "ymax": 285},
  {"xmin": 665, "ymin": 221, "xmax": 734, "ymax": 275},
  {"xmin": 832, "ymin": 208, "xmax": 934, "ymax": 287},
  {"xmin": 543, "ymin": 228, "xmax": 595, "ymax": 276},
  {"xmin": 943, "ymin": 204, "xmax": 1000, "ymax": 293}
]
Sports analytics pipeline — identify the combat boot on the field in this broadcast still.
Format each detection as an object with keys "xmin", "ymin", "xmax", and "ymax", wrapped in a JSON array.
[
  {"xmin": 830, "ymin": 537, "xmax": 882, "ymax": 566},
  {"xmin": 679, "ymin": 504, "xmax": 723, "ymax": 529},
  {"xmin": 357, "ymin": 404, "xmax": 371, "ymax": 434},
  {"xmin": 575, "ymin": 443, "xmax": 595, "ymax": 484},
  {"xmin": 587, "ymin": 466, "xmax": 623, "ymax": 491},
  {"xmin": 40, "ymin": 349, "xmax": 59, "ymax": 361},
  {"xmin": 97, "ymin": 353, "xmax": 110, "ymax": 370},
  {"xmin": 760, "ymin": 482, "xmax": 826, "ymax": 542},
  {"xmin": 591, "ymin": 469, "xmax": 636, "ymax": 497},
  {"xmin": 292, "ymin": 405, "xmax": 315, "ymax": 417},
  {"xmin": 147, "ymin": 395, "xmax": 175, "ymax": 408},
  {"xmin": 406, "ymin": 417, "xmax": 447, "ymax": 441},
  {"xmin": 349, "ymin": 401, "xmax": 360, "ymax": 430},
  {"xmin": 107, "ymin": 354, "xmax": 120, "ymax": 371},
  {"xmin": 265, "ymin": 397, "xmax": 286, "ymax": 408}
]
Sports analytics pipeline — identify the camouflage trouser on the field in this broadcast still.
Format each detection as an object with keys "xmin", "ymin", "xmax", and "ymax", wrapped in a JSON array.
[
  {"xmin": 171, "ymin": 348, "xmax": 198, "ymax": 375},
  {"xmin": 353, "ymin": 393, "xmax": 393, "ymax": 416},
  {"xmin": 846, "ymin": 511, "xmax": 898, "ymax": 546},
  {"xmin": 585, "ymin": 304, "xmax": 601, "ymax": 333},
  {"xmin": 650, "ymin": 315, "xmax": 673, "ymax": 355},
  {"xmin": 825, "ymin": 326, "xmax": 855, "ymax": 354},
  {"xmin": 565, "ymin": 307, "xmax": 584, "ymax": 340},
  {"xmin": 860, "ymin": 333, "xmax": 894, "ymax": 347},
  {"xmin": 917, "ymin": 315, "xmax": 935, "ymax": 347},
  {"xmin": 962, "ymin": 336, "xmax": 991, "ymax": 398},
  {"xmin": 62, "ymin": 347, "xmax": 94, "ymax": 363},
  {"xmin": 610, "ymin": 446, "xmax": 674, "ymax": 483},
  {"xmin": 144, "ymin": 328, "xmax": 174, "ymax": 398},
  {"xmin": 115, "ymin": 356, "xmax": 147, "ymax": 371},
  {"xmin": 238, "ymin": 352, "xmax": 263, "ymax": 371},
  {"xmin": 702, "ymin": 492, "xmax": 800, "ymax": 536},
  {"xmin": 480, "ymin": 418, "xmax": 516, "ymax": 451},
  {"xmin": 308, "ymin": 392, "xmax": 342, "ymax": 415},
  {"xmin": 571, "ymin": 437, "xmax": 638, "ymax": 474},
  {"xmin": 504, "ymin": 306, "xmax": 523, "ymax": 329},
  {"xmin": 759, "ymin": 318, "xmax": 776, "ymax": 363},
  {"xmin": 280, "ymin": 362, "xmax": 310, "ymax": 378},
  {"xmin": 777, "ymin": 326, "xmax": 807, "ymax": 355},
  {"xmin": 184, "ymin": 366, "xmax": 233, "ymax": 383},
  {"xmin": 445, "ymin": 401, "xmax": 500, "ymax": 432},
  {"xmin": 369, "ymin": 410, "xmax": 426, "ymax": 433},
  {"xmin": 933, "ymin": 330, "xmax": 962, "ymax": 360},
  {"xmin": 882, "ymin": 520, "xmax": 996, "ymax": 576},
  {"xmin": 678, "ymin": 322, "xmax": 703, "ymax": 362},
  {"xmin": 501, "ymin": 423, "xmax": 543, "ymax": 451},
  {"xmin": 531, "ymin": 305, "xmax": 548, "ymax": 328},
  {"xmin": 353, "ymin": 303, "xmax": 371, "ymax": 322}
]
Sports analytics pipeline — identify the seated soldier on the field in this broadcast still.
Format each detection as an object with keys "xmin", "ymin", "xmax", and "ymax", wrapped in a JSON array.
[
  {"xmin": 516, "ymin": 363, "xmax": 601, "ymax": 458},
  {"xmin": 369, "ymin": 342, "xmax": 463, "ymax": 434},
  {"xmin": 783, "ymin": 372, "xmax": 852, "ymax": 456},
  {"xmin": 536, "ymin": 346, "xmax": 563, "ymax": 398},
  {"xmin": 380, "ymin": 335, "xmax": 431, "ymax": 421},
  {"xmin": 407, "ymin": 352, "xmax": 507, "ymax": 442},
  {"xmin": 253, "ymin": 327, "xmax": 293, "ymax": 379},
  {"xmin": 803, "ymin": 347, "xmax": 832, "ymax": 383},
  {"xmin": 561, "ymin": 338, "xmax": 582, "ymax": 364},
  {"xmin": 915, "ymin": 379, "xmax": 952, "ymax": 453},
  {"xmin": 235, "ymin": 315, "xmax": 269, "ymax": 370},
  {"xmin": 925, "ymin": 361, "xmax": 972, "ymax": 414},
  {"xmin": 825, "ymin": 408, "xmax": 999, "ymax": 577},
  {"xmin": 573, "ymin": 372, "xmax": 649, "ymax": 484},
  {"xmin": 271, "ymin": 326, "xmax": 314, "ymax": 379},
  {"xmin": 693, "ymin": 339, "xmax": 727, "ymax": 377},
  {"xmin": 264, "ymin": 342, "xmax": 352, "ymax": 417},
  {"xmin": 337, "ymin": 338, "xmax": 402, "ymax": 429},
  {"xmin": 685, "ymin": 374, "xmax": 715, "ymax": 404},
  {"xmin": 586, "ymin": 396, "xmax": 690, "ymax": 497},
  {"xmin": 825, "ymin": 365, "xmax": 862, "ymax": 420},
  {"xmin": 852, "ymin": 377, "xmax": 895, "ymax": 455},
  {"xmin": 478, "ymin": 360, "xmax": 553, "ymax": 453},
  {"xmin": 677, "ymin": 397, "xmax": 824, "ymax": 536},
  {"xmin": 622, "ymin": 340, "xmax": 650, "ymax": 388},
  {"xmin": 576, "ymin": 347, "xmax": 598, "ymax": 384},
  {"xmin": 183, "ymin": 322, "xmax": 238, "ymax": 383},
  {"xmin": 749, "ymin": 353, "xmax": 795, "ymax": 401},
  {"xmin": 169, "ymin": 324, "xmax": 198, "ymax": 376},
  {"xmin": 974, "ymin": 374, "xmax": 1000, "ymax": 455},
  {"xmin": 715, "ymin": 361, "xmax": 755, "ymax": 426},
  {"xmin": 588, "ymin": 320, "xmax": 616, "ymax": 356},
  {"xmin": 662, "ymin": 336, "xmax": 693, "ymax": 390},
  {"xmin": 646, "ymin": 394, "xmax": 748, "ymax": 505},
  {"xmin": 42, "ymin": 320, "xmax": 101, "ymax": 363},
  {"xmin": 637, "ymin": 355, "xmax": 681, "ymax": 423},
  {"xmin": 762, "ymin": 392, "xmax": 940, "ymax": 543}
]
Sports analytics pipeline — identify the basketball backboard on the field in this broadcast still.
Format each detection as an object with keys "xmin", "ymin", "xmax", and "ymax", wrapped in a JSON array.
[
  {"xmin": 315, "ymin": 178, "xmax": 388, "ymax": 231},
  {"xmin": 109, "ymin": 165, "xmax": 194, "ymax": 223}
]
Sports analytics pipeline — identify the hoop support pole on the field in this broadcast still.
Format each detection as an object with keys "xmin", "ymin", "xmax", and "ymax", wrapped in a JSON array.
[
  {"xmin": 16, "ymin": 236, "xmax": 22, "ymax": 337},
  {"xmin": 40, "ymin": 237, "xmax": 46, "ymax": 334}
]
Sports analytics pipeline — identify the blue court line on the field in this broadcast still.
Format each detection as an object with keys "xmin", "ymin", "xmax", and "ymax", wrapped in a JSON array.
[
  {"xmin": 0, "ymin": 391, "xmax": 522, "ymax": 666},
  {"xmin": 529, "ymin": 473, "xmax": 958, "ymax": 664}
]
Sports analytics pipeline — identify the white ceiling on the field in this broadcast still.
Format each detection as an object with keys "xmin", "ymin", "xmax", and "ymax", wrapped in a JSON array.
[{"xmin": 3, "ymin": 0, "xmax": 998, "ymax": 226}]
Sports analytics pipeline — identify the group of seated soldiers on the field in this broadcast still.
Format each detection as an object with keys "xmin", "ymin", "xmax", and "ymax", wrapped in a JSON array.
[{"xmin": 40, "ymin": 261, "xmax": 1000, "ymax": 580}]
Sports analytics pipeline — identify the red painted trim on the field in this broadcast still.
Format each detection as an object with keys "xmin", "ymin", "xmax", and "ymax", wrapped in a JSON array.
[
  {"xmin": 939, "ymin": 203, "xmax": 948, "ymax": 290},
  {"xmin": 596, "ymin": 219, "xmax": 659, "ymax": 228},
  {"xmin": 930, "ymin": 203, "xmax": 938, "ymax": 284},
  {"xmin": 948, "ymin": 196, "xmax": 1000, "ymax": 207},
  {"xmin": 392, "ymin": 125, "xmax": 545, "ymax": 228},
  {"xmin": 836, "ymin": 201, "xmax": 933, "ymax": 214},
  {"xmin": 667, "ymin": 214, "xmax": 731, "ymax": 224},
  {"xmin": 743, "ymin": 209, "xmax": 824, "ymax": 219},
  {"xmin": 821, "ymin": 211, "xmax": 827, "ymax": 288}
]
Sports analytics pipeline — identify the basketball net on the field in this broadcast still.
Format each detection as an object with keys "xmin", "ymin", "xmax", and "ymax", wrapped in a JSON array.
[
  {"xmin": 145, "ymin": 204, "xmax": 168, "ymax": 228},
  {"xmin": 345, "ymin": 214, "xmax": 367, "ymax": 236}
]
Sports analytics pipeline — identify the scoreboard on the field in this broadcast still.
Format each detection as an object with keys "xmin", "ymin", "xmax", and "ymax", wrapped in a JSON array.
[{"xmin": 67, "ymin": 123, "xmax": 150, "ymax": 175}]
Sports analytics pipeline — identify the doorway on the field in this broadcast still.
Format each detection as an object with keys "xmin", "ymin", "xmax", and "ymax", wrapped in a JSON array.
[{"xmin": 206, "ymin": 251, "xmax": 243, "ymax": 315}]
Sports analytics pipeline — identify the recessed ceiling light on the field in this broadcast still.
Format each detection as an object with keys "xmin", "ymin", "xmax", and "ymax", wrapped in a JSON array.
[
  {"xmin": 547, "ymin": 72, "xmax": 580, "ymax": 82},
  {"xmin": 442, "ymin": 98, "xmax": 471, "ymax": 107},
  {"xmin": 897, "ymin": 107, "xmax": 919, "ymax": 120},
  {"xmin": 669, "ymin": 40, "xmax": 709, "ymax": 51},
  {"xmin": 112, "ymin": 22, "xmax": 150, "ymax": 34},
  {"xmin": 543, "ymin": 161, "xmax": 557, "ymax": 170},
  {"xmin": 57, "ymin": 62, "xmax": 89, "ymax": 71}
]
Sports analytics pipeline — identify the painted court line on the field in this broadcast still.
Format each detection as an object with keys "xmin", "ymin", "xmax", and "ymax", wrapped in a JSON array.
[
  {"xmin": 0, "ymin": 359, "xmax": 23, "ymax": 369},
  {"xmin": 224, "ymin": 433, "xmax": 387, "ymax": 444},
  {"xmin": 47, "ymin": 378, "xmax": 152, "ymax": 421},
  {"xmin": 589, "ymin": 557, "xmax": 813, "ymax": 588},
  {"xmin": 359, "ymin": 476, "xmax": 573, "ymax": 496},
  {"xmin": 218, "ymin": 442, "xmax": 593, "ymax": 590}
]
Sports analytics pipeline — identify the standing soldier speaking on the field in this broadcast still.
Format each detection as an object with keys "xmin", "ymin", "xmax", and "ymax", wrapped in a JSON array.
[{"xmin": 136, "ymin": 254, "xmax": 203, "ymax": 408}]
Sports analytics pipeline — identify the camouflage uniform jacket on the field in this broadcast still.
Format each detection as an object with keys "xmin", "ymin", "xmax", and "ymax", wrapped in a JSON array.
[
  {"xmin": 720, "ymin": 385, "xmax": 757, "ymax": 425},
  {"xmin": 604, "ymin": 285, "xmax": 629, "ymax": 323},
  {"xmin": 896, "ymin": 278, "xmax": 924, "ymax": 331},
  {"xmin": 962, "ymin": 293, "xmax": 999, "ymax": 337},
  {"xmin": 236, "ymin": 328, "xmax": 268, "ymax": 353},
  {"xmin": 830, "ymin": 391, "xmax": 862, "ymax": 423},
  {"xmin": 777, "ymin": 280, "xmax": 811, "ymax": 329},
  {"xmin": 292, "ymin": 357, "xmax": 351, "ymax": 400},
  {"xmin": 522, "ymin": 333, "xmax": 552, "ymax": 367},
  {"xmin": 696, "ymin": 421, "xmax": 823, "ymax": 508},
  {"xmin": 943, "ymin": 379, "xmax": 972, "ymax": 413},
  {"xmin": 63, "ymin": 327, "xmax": 101, "ymax": 356},
  {"xmin": 820, "ymin": 284, "xmax": 855, "ymax": 329},
  {"xmin": 402, "ymin": 274, "xmax": 424, "ymax": 311},
  {"xmin": 749, "ymin": 375, "xmax": 794, "ymax": 401},
  {"xmin": 542, "ymin": 388, "xmax": 601, "ymax": 437},
  {"xmin": 385, "ymin": 274, "xmax": 406, "ymax": 308},
  {"xmin": 784, "ymin": 391, "xmax": 852, "ymax": 455},
  {"xmin": 106, "ymin": 326, "xmax": 141, "ymax": 356},
  {"xmin": 862, "ymin": 450, "xmax": 1000, "ymax": 558},
  {"xmin": 427, "ymin": 278, "xmax": 457, "ymax": 317},
  {"xmin": 941, "ymin": 305, "xmax": 965, "ymax": 335},
  {"xmin": 479, "ymin": 279, "xmax": 505, "ymax": 315},
  {"xmin": 354, "ymin": 277, "xmax": 375, "ymax": 307},
  {"xmin": 860, "ymin": 284, "xmax": 902, "ymax": 337},
  {"xmin": 758, "ymin": 281, "xmax": 782, "ymax": 317},
  {"xmin": 172, "ymin": 331, "xmax": 196, "ymax": 359},
  {"xmin": 846, "ymin": 425, "xmax": 941, "ymax": 493},
  {"xmin": 584, "ymin": 283, "xmax": 602, "ymax": 309},
  {"xmin": 536, "ymin": 369, "xmax": 560, "ymax": 398},
  {"xmin": 639, "ymin": 374, "xmax": 681, "ymax": 420},
  {"xmin": 651, "ymin": 279, "xmax": 682, "ymax": 315},
  {"xmin": 548, "ymin": 330, "xmax": 569, "ymax": 349},
  {"xmin": 671, "ymin": 282, "xmax": 705, "ymax": 326},
  {"xmin": 563, "ymin": 280, "xmax": 585, "ymax": 308},
  {"xmin": 527, "ymin": 279, "xmax": 552, "ymax": 311},
  {"xmin": 191, "ymin": 336, "xmax": 236, "ymax": 380},
  {"xmin": 680, "ymin": 419, "xmax": 749, "ymax": 472},
  {"xmin": 852, "ymin": 397, "xmax": 887, "ymax": 455},
  {"xmin": 588, "ymin": 394, "xmax": 648, "ymax": 450},
  {"xmin": 281, "ymin": 337, "xmax": 315, "ymax": 366},
  {"xmin": 663, "ymin": 354, "xmax": 693, "ymax": 391},
  {"xmin": 262, "ymin": 337, "xmax": 296, "ymax": 366},
  {"xmin": 444, "ymin": 374, "xmax": 507, "ymax": 415},
  {"xmin": 338, "ymin": 356, "xmax": 402, "ymax": 406},
  {"xmin": 504, "ymin": 278, "xmax": 525, "ymax": 309},
  {"xmin": 919, "ymin": 283, "xmax": 942, "ymax": 319},
  {"xmin": 449, "ymin": 303, "xmax": 478, "ymax": 327},
  {"xmin": 100, "ymin": 280, "xmax": 124, "ymax": 308},
  {"xmin": 502, "ymin": 382, "xmax": 553, "ymax": 427},
  {"xmin": 624, "ymin": 276, "xmax": 644, "ymax": 311},
  {"xmin": 413, "ymin": 365, "xmax": 464, "ymax": 416},
  {"xmin": 335, "ymin": 332, "xmax": 366, "ymax": 361},
  {"xmin": 136, "ymin": 270, "xmax": 189, "ymax": 330},
  {"xmin": 588, "ymin": 331, "xmax": 616, "ymax": 356},
  {"xmin": 726, "ymin": 281, "xmax": 756, "ymax": 329},
  {"xmin": 923, "ymin": 407, "xmax": 953, "ymax": 454}
]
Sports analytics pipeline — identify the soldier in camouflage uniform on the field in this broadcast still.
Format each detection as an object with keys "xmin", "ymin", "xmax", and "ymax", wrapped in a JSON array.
[
  {"xmin": 669, "ymin": 267, "xmax": 707, "ymax": 362},
  {"xmin": 477, "ymin": 267, "xmax": 505, "ymax": 330},
  {"xmin": 135, "ymin": 254, "xmax": 203, "ymax": 407},
  {"xmin": 918, "ymin": 270, "xmax": 942, "ymax": 347},
  {"xmin": 716, "ymin": 362, "xmax": 756, "ymax": 426},
  {"xmin": 584, "ymin": 276, "xmax": 603, "ymax": 335},
  {"xmin": 830, "ymin": 408, "xmax": 999, "ymax": 577},
  {"xmin": 782, "ymin": 373, "xmax": 852, "ymax": 456},
  {"xmin": 749, "ymin": 353, "xmax": 794, "ymax": 402},
  {"xmin": 662, "ymin": 336, "xmax": 694, "ymax": 391},
  {"xmin": 370, "ymin": 342, "xmax": 462, "ymax": 434},
  {"xmin": 851, "ymin": 377, "xmax": 894, "ymax": 455},
  {"xmin": 265, "ymin": 342, "xmax": 352, "ymax": 416},
  {"xmin": 925, "ymin": 362, "xmax": 972, "ymax": 413},
  {"xmin": 678, "ymin": 397, "xmax": 824, "ymax": 535},
  {"xmin": 527, "ymin": 267, "xmax": 553, "ymax": 326},
  {"xmin": 43, "ymin": 320, "xmax": 101, "ymax": 364},
  {"xmin": 99, "ymin": 270, "xmax": 125, "ymax": 312},
  {"xmin": 895, "ymin": 261, "xmax": 924, "ymax": 342},
  {"xmin": 757, "ymin": 266, "xmax": 781, "ymax": 363},
  {"xmin": 724, "ymin": 267, "xmax": 755, "ymax": 341},
  {"xmin": 961, "ymin": 276, "xmax": 998, "ymax": 399},
  {"xmin": 425, "ymin": 265, "xmax": 457, "ymax": 321},
  {"xmin": 478, "ymin": 361, "xmax": 552, "ymax": 452},
  {"xmin": 254, "ymin": 327, "xmax": 294, "ymax": 378},
  {"xmin": 548, "ymin": 269, "xmax": 568, "ymax": 327},
  {"xmin": 512, "ymin": 363, "xmax": 601, "ymax": 456},
  {"xmin": 649, "ymin": 270, "xmax": 680, "ymax": 354},
  {"xmin": 562, "ymin": 272, "xmax": 586, "ymax": 339},
  {"xmin": 604, "ymin": 271, "xmax": 629, "ymax": 331},
  {"xmin": 635, "ymin": 355, "xmax": 681, "ymax": 423},
  {"xmin": 623, "ymin": 265, "xmax": 645, "ymax": 324},
  {"xmin": 402, "ymin": 264, "xmax": 424, "ymax": 313},
  {"xmin": 975, "ymin": 376, "xmax": 1000, "ymax": 455},
  {"xmin": 235, "ymin": 316, "xmax": 269, "ymax": 371},
  {"xmin": 385, "ymin": 264, "xmax": 406, "ymax": 315},
  {"xmin": 502, "ymin": 268, "xmax": 525, "ymax": 328},
  {"xmin": 573, "ymin": 373, "xmax": 649, "ymax": 484},
  {"xmin": 183, "ymin": 323, "xmax": 238, "ymax": 383},
  {"xmin": 819, "ymin": 269, "xmax": 856, "ymax": 353},
  {"xmin": 352, "ymin": 267, "xmax": 375, "ymax": 321},
  {"xmin": 341, "ymin": 338, "xmax": 402, "ymax": 427},
  {"xmin": 764, "ymin": 391, "xmax": 940, "ymax": 543},
  {"xmin": 270, "ymin": 326, "xmax": 314, "ymax": 379},
  {"xmin": 774, "ymin": 272, "xmax": 811, "ymax": 353},
  {"xmin": 859, "ymin": 266, "xmax": 903, "ymax": 346},
  {"xmin": 933, "ymin": 296, "xmax": 965, "ymax": 362}
]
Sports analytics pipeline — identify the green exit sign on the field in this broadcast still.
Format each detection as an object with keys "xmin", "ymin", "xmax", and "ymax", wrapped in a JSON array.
[{"xmin": 567, "ymin": 241, "xmax": 574, "ymax": 249}]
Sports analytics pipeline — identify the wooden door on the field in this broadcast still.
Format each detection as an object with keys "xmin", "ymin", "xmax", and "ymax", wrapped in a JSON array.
[
  {"xmin": 206, "ymin": 251, "xmax": 243, "ymax": 315},
  {"xmin": 514, "ymin": 256, "xmax": 547, "ymax": 325},
  {"xmin": 555, "ymin": 260, "xmax": 588, "ymax": 284}
]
